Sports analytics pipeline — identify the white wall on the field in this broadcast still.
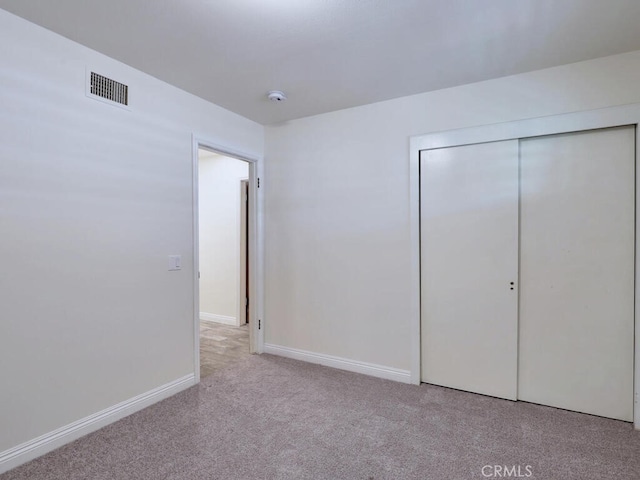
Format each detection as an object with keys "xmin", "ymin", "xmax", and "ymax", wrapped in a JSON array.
[
  {"xmin": 264, "ymin": 49, "xmax": 640, "ymax": 374},
  {"xmin": 0, "ymin": 8, "xmax": 262, "ymax": 461},
  {"xmin": 198, "ymin": 152, "xmax": 248, "ymax": 324}
]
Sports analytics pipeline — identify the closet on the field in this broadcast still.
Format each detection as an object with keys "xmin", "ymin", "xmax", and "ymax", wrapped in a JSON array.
[{"xmin": 420, "ymin": 126, "xmax": 635, "ymax": 421}]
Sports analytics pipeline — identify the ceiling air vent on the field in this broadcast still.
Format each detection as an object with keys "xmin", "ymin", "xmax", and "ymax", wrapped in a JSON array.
[{"xmin": 87, "ymin": 71, "xmax": 129, "ymax": 108}]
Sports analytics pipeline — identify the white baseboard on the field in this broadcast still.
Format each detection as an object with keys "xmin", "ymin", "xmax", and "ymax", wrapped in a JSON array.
[
  {"xmin": 263, "ymin": 344, "xmax": 411, "ymax": 384},
  {"xmin": 200, "ymin": 312, "xmax": 237, "ymax": 326},
  {"xmin": 0, "ymin": 374, "xmax": 195, "ymax": 475}
]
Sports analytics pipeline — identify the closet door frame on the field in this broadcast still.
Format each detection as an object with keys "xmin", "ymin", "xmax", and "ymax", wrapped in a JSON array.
[{"xmin": 409, "ymin": 103, "xmax": 640, "ymax": 429}]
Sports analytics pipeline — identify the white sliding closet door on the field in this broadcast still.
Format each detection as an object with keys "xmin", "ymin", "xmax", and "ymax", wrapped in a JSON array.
[
  {"xmin": 519, "ymin": 126, "xmax": 635, "ymax": 421},
  {"xmin": 421, "ymin": 141, "xmax": 519, "ymax": 400}
]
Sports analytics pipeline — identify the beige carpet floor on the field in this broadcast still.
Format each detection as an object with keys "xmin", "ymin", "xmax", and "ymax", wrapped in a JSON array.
[
  {"xmin": 2, "ymin": 354, "xmax": 640, "ymax": 479},
  {"xmin": 199, "ymin": 321, "xmax": 250, "ymax": 378}
]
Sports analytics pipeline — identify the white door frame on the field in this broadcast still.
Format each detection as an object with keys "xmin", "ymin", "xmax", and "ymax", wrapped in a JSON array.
[
  {"xmin": 192, "ymin": 135, "xmax": 264, "ymax": 384},
  {"xmin": 409, "ymin": 102, "xmax": 640, "ymax": 428},
  {"xmin": 238, "ymin": 178, "xmax": 249, "ymax": 326}
]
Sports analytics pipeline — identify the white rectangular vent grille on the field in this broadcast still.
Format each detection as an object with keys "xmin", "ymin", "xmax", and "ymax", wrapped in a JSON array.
[{"xmin": 90, "ymin": 72, "xmax": 128, "ymax": 106}]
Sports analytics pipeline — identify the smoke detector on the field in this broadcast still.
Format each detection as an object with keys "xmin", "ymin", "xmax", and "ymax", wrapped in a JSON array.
[{"xmin": 267, "ymin": 90, "xmax": 287, "ymax": 102}]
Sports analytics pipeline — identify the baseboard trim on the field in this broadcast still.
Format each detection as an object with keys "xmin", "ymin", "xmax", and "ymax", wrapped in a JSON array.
[
  {"xmin": 263, "ymin": 344, "xmax": 411, "ymax": 384},
  {"xmin": 200, "ymin": 312, "xmax": 236, "ymax": 326},
  {"xmin": 0, "ymin": 374, "xmax": 195, "ymax": 475}
]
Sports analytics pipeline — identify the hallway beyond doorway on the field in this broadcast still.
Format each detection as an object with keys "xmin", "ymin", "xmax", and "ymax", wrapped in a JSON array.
[{"xmin": 199, "ymin": 322, "xmax": 250, "ymax": 378}]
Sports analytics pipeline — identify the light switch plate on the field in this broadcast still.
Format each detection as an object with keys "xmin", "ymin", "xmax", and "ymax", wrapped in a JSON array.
[{"xmin": 168, "ymin": 255, "xmax": 182, "ymax": 271}]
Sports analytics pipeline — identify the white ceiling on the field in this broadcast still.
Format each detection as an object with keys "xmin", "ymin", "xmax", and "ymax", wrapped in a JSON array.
[{"xmin": 2, "ymin": 0, "xmax": 640, "ymax": 125}]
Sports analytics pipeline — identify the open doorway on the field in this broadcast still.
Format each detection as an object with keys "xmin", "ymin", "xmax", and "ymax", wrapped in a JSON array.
[{"xmin": 197, "ymin": 147, "xmax": 251, "ymax": 379}]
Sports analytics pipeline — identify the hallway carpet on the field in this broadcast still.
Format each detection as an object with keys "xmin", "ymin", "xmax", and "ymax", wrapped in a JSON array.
[
  {"xmin": 199, "ymin": 321, "xmax": 250, "ymax": 378},
  {"xmin": 2, "ymin": 354, "xmax": 640, "ymax": 479}
]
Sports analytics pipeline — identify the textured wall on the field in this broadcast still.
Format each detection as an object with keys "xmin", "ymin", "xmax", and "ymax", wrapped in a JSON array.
[
  {"xmin": 264, "ymin": 49, "xmax": 640, "ymax": 372},
  {"xmin": 0, "ymin": 9, "xmax": 263, "ymax": 454}
]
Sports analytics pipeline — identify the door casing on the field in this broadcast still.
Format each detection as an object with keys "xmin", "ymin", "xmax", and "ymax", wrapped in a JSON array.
[
  {"xmin": 239, "ymin": 178, "xmax": 249, "ymax": 326},
  {"xmin": 192, "ymin": 136, "xmax": 264, "ymax": 384}
]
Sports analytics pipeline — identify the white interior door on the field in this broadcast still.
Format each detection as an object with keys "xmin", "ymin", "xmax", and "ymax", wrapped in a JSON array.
[
  {"xmin": 519, "ymin": 126, "xmax": 635, "ymax": 421},
  {"xmin": 420, "ymin": 140, "xmax": 519, "ymax": 400}
]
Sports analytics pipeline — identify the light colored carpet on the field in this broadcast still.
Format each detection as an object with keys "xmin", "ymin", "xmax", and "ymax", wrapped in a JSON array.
[
  {"xmin": 199, "ymin": 321, "xmax": 250, "ymax": 378},
  {"xmin": 2, "ymin": 354, "xmax": 640, "ymax": 479}
]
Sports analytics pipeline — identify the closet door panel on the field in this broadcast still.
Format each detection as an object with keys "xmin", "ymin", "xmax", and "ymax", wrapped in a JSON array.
[
  {"xmin": 519, "ymin": 126, "xmax": 635, "ymax": 421},
  {"xmin": 420, "ymin": 141, "xmax": 519, "ymax": 400}
]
